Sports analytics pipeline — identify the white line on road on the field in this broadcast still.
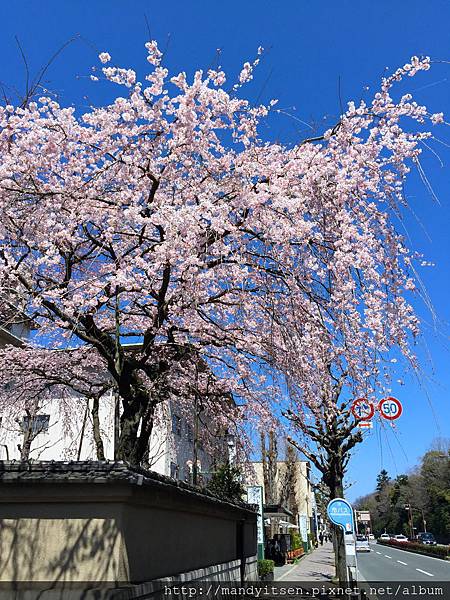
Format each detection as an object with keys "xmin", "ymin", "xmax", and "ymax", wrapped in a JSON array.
[
  {"xmin": 376, "ymin": 551, "xmax": 382, "ymax": 554},
  {"xmin": 397, "ymin": 560, "xmax": 408, "ymax": 565},
  {"xmin": 416, "ymin": 568, "xmax": 434, "ymax": 577},
  {"xmin": 384, "ymin": 555, "xmax": 392, "ymax": 558}
]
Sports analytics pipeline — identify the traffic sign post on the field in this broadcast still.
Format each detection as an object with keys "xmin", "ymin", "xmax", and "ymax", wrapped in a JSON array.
[
  {"xmin": 327, "ymin": 498, "xmax": 358, "ymax": 587},
  {"xmin": 327, "ymin": 498, "xmax": 355, "ymax": 534},
  {"xmin": 351, "ymin": 397, "xmax": 375, "ymax": 430},
  {"xmin": 378, "ymin": 396, "xmax": 403, "ymax": 421},
  {"xmin": 351, "ymin": 398, "xmax": 375, "ymax": 421}
]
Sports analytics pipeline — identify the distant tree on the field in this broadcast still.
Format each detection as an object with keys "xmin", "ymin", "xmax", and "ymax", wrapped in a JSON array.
[
  {"xmin": 279, "ymin": 443, "xmax": 298, "ymax": 514},
  {"xmin": 376, "ymin": 470, "xmax": 390, "ymax": 495},
  {"xmin": 420, "ymin": 449, "xmax": 450, "ymax": 541},
  {"xmin": 206, "ymin": 463, "xmax": 245, "ymax": 503},
  {"xmin": 260, "ymin": 430, "xmax": 278, "ymax": 505},
  {"xmin": 355, "ymin": 444, "xmax": 450, "ymax": 543}
]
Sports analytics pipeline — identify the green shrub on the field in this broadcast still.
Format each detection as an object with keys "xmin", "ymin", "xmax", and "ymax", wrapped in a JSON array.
[
  {"xmin": 206, "ymin": 463, "xmax": 245, "ymax": 503},
  {"xmin": 258, "ymin": 559, "xmax": 275, "ymax": 577},
  {"xmin": 291, "ymin": 531, "xmax": 302, "ymax": 550},
  {"xmin": 378, "ymin": 539, "xmax": 449, "ymax": 559}
]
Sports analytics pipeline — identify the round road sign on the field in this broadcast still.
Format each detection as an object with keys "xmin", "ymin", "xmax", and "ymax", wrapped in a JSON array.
[
  {"xmin": 351, "ymin": 397, "xmax": 375, "ymax": 421},
  {"xmin": 378, "ymin": 396, "xmax": 403, "ymax": 420}
]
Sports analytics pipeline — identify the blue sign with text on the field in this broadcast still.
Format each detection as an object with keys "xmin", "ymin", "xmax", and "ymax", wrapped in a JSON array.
[{"xmin": 327, "ymin": 498, "xmax": 355, "ymax": 533}]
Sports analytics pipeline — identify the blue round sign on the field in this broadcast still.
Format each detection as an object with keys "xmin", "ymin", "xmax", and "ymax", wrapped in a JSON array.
[{"xmin": 327, "ymin": 498, "xmax": 355, "ymax": 533}]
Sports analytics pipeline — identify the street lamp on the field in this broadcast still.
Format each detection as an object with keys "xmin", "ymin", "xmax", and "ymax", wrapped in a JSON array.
[
  {"xmin": 404, "ymin": 504, "xmax": 414, "ymax": 540},
  {"xmin": 404, "ymin": 504, "xmax": 427, "ymax": 539},
  {"xmin": 226, "ymin": 433, "xmax": 237, "ymax": 464}
]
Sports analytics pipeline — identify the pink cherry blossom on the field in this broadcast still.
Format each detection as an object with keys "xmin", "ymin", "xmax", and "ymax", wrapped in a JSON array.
[{"xmin": 0, "ymin": 47, "xmax": 443, "ymax": 465}]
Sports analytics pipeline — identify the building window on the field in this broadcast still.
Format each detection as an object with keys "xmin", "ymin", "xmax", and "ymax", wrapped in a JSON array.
[
  {"xmin": 170, "ymin": 462, "xmax": 179, "ymax": 480},
  {"xmin": 21, "ymin": 414, "xmax": 50, "ymax": 435},
  {"xmin": 186, "ymin": 423, "xmax": 193, "ymax": 443},
  {"xmin": 172, "ymin": 414, "xmax": 181, "ymax": 436}
]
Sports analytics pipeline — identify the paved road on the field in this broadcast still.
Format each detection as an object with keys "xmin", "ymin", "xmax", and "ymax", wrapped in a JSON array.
[{"xmin": 357, "ymin": 542, "xmax": 450, "ymax": 581}]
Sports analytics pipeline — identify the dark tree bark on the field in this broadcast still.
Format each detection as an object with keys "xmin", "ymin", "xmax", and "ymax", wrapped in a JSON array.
[
  {"xmin": 286, "ymin": 372, "xmax": 362, "ymax": 585},
  {"xmin": 91, "ymin": 396, "xmax": 105, "ymax": 461}
]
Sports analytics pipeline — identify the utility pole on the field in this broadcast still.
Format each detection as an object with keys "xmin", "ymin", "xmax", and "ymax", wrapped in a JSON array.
[
  {"xmin": 422, "ymin": 509, "xmax": 427, "ymax": 533},
  {"xmin": 404, "ymin": 504, "xmax": 414, "ymax": 540}
]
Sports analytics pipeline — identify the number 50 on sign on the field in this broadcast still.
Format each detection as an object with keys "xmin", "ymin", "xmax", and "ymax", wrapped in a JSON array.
[{"xmin": 378, "ymin": 396, "xmax": 403, "ymax": 421}]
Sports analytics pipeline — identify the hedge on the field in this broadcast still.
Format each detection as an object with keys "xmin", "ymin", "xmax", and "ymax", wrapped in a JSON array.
[
  {"xmin": 258, "ymin": 559, "xmax": 275, "ymax": 577},
  {"xmin": 378, "ymin": 539, "xmax": 449, "ymax": 559}
]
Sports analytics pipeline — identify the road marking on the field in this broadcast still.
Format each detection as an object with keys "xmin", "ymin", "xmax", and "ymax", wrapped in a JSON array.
[
  {"xmin": 416, "ymin": 569, "xmax": 434, "ymax": 577},
  {"xmin": 384, "ymin": 555, "xmax": 392, "ymax": 558},
  {"xmin": 376, "ymin": 551, "xmax": 382, "ymax": 554},
  {"xmin": 397, "ymin": 560, "xmax": 408, "ymax": 565}
]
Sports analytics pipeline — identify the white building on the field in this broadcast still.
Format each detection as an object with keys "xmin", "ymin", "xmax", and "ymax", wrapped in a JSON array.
[
  {"xmin": 0, "ymin": 327, "xmax": 233, "ymax": 481},
  {"xmin": 0, "ymin": 388, "xmax": 232, "ymax": 484},
  {"xmin": 249, "ymin": 460, "xmax": 316, "ymax": 542}
]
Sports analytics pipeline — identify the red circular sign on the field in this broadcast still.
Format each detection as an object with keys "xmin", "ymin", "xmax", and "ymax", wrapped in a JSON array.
[
  {"xmin": 351, "ymin": 397, "xmax": 375, "ymax": 421},
  {"xmin": 378, "ymin": 396, "xmax": 403, "ymax": 420}
]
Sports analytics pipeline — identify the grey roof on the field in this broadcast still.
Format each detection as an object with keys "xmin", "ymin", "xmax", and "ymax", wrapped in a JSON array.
[{"xmin": 0, "ymin": 460, "xmax": 256, "ymax": 513}]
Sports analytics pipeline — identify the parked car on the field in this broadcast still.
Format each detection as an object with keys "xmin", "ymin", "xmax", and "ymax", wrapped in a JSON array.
[
  {"xmin": 379, "ymin": 533, "xmax": 391, "ymax": 542},
  {"xmin": 368, "ymin": 534, "xmax": 375, "ymax": 540},
  {"xmin": 393, "ymin": 534, "xmax": 409, "ymax": 543},
  {"xmin": 356, "ymin": 535, "xmax": 371, "ymax": 552},
  {"xmin": 417, "ymin": 532, "xmax": 437, "ymax": 546}
]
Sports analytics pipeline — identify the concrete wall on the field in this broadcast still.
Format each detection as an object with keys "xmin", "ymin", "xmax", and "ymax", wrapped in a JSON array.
[{"xmin": 0, "ymin": 462, "xmax": 257, "ymax": 592}]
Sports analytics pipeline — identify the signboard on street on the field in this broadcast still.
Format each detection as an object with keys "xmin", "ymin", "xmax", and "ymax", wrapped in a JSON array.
[
  {"xmin": 327, "ymin": 498, "xmax": 355, "ymax": 534},
  {"xmin": 298, "ymin": 514, "xmax": 308, "ymax": 544},
  {"xmin": 378, "ymin": 396, "xmax": 403, "ymax": 421},
  {"xmin": 356, "ymin": 511, "xmax": 371, "ymax": 523},
  {"xmin": 247, "ymin": 485, "xmax": 264, "ymax": 556},
  {"xmin": 357, "ymin": 421, "xmax": 373, "ymax": 429}
]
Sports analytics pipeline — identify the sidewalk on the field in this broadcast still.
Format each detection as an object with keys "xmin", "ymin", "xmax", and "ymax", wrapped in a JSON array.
[{"xmin": 274, "ymin": 542, "xmax": 335, "ymax": 582}]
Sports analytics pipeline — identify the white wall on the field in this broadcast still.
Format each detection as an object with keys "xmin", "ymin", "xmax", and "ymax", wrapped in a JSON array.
[{"xmin": 0, "ymin": 393, "xmax": 221, "ymax": 484}]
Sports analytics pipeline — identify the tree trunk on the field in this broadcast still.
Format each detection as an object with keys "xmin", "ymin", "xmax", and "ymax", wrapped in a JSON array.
[
  {"xmin": 19, "ymin": 410, "xmax": 35, "ymax": 461},
  {"xmin": 20, "ymin": 426, "xmax": 33, "ymax": 461},
  {"xmin": 333, "ymin": 525, "xmax": 347, "ymax": 585},
  {"xmin": 116, "ymin": 397, "xmax": 143, "ymax": 464},
  {"xmin": 116, "ymin": 391, "xmax": 158, "ymax": 465},
  {"xmin": 91, "ymin": 396, "xmax": 105, "ymax": 461},
  {"xmin": 328, "ymin": 468, "xmax": 347, "ymax": 585},
  {"xmin": 134, "ymin": 403, "xmax": 156, "ymax": 466}
]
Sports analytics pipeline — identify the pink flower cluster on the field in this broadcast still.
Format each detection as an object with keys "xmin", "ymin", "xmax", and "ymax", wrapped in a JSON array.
[{"xmin": 0, "ymin": 46, "xmax": 443, "ymax": 453}]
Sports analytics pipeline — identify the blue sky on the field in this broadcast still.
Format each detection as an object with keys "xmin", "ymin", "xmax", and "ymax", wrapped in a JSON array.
[{"xmin": 1, "ymin": 0, "xmax": 449, "ymax": 501}]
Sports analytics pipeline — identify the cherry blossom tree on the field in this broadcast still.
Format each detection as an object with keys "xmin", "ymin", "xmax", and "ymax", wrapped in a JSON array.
[
  {"xmin": 253, "ymin": 57, "xmax": 445, "ymax": 582},
  {"xmin": 0, "ymin": 42, "xmax": 444, "ymax": 486}
]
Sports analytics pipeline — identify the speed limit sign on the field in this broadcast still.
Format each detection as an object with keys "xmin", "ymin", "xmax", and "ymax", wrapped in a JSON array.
[{"xmin": 378, "ymin": 396, "xmax": 403, "ymax": 421}]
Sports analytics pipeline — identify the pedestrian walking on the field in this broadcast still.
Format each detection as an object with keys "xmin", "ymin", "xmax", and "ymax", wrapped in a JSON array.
[{"xmin": 319, "ymin": 531, "xmax": 324, "ymax": 546}]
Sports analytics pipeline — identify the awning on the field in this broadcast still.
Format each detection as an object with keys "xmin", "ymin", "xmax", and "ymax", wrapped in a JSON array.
[
  {"xmin": 263, "ymin": 504, "xmax": 294, "ymax": 518},
  {"xmin": 279, "ymin": 520, "xmax": 299, "ymax": 529}
]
